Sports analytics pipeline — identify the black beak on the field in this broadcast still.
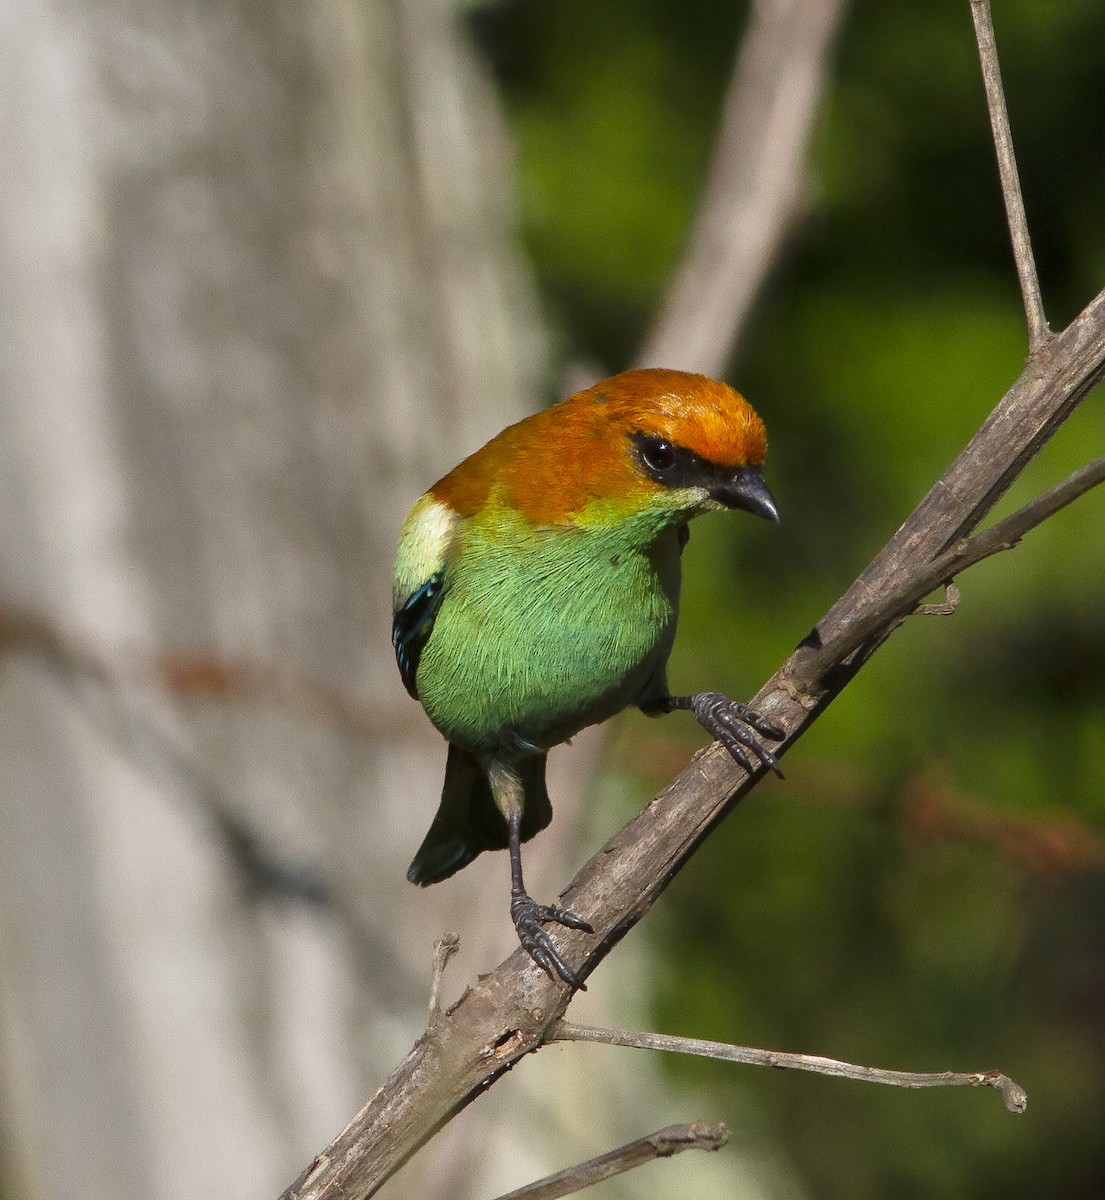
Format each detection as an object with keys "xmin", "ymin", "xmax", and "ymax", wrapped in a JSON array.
[{"xmin": 712, "ymin": 465, "xmax": 779, "ymax": 522}]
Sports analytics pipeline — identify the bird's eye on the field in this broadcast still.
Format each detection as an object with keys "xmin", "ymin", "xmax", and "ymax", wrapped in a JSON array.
[{"xmin": 640, "ymin": 437, "xmax": 676, "ymax": 473}]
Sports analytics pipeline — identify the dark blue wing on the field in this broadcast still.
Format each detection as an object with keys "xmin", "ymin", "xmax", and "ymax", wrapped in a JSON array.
[{"xmin": 392, "ymin": 571, "xmax": 445, "ymax": 699}]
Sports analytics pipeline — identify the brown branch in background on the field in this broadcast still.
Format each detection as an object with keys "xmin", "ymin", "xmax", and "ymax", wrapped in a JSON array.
[
  {"xmin": 0, "ymin": 605, "xmax": 95, "ymax": 677},
  {"xmin": 970, "ymin": 0, "xmax": 1050, "ymax": 351},
  {"xmin": 493, "ymin": 1122, "xmax": 729, "ymax": 1200},
  {"xmin": 613, "ymin": 738, "xmax": 1105, "ymax": 880},
  {"xmin": 551, "ymin": 1023, "xmax": 1027, "ymax": 1115},
  {"xmin": 638, "ymin": 0, "xmax": 848, "ymax": 376},
  {"xmin": 0, "ymin": 600, "xmax": 415, "ymax": 743},
  {"xmin": 0, "ymin": 603, "xmax": 423, "ymax": 1006},
  {"xmin": 901, "ymin": 772, "xmax": 1105, "ymax": 876},
  {"xmin": 157, "ymin": 652, "xmax": 401, "ymax": 741}
]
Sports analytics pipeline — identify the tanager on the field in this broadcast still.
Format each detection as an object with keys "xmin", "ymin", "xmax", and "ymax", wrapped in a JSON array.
[{"xmin": 393, "ymin": 368, "xmax": 780, "ymax": 988}]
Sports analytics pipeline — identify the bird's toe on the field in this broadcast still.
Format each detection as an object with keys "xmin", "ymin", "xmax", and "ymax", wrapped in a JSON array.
[
  {"xmin": 511, "ymin": 893, "xmax": 590, "ymax": 989},
  {"xmin": 691, "ymin": 691, "xmax": 785, "ymax": 778}
]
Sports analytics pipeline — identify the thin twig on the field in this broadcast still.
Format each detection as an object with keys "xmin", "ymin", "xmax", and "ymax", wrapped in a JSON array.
[
  {"xmin": 427, "ymin": 932, "xmax": 460, "ymax": 1024},
  {"xmin": 939, "ymin": 453, "xmax": 1105, "ymax": 565},
  {"xmin": 493, "ymin": 1122, "xmax": 729, "ymax": 1200},
  {"xmin": 970, "ymin": 0, "xmax": 1049, "ymax": 350},
  {"xmin": 551, "ymin": 1022, "xmax": 1027, "ymax": 1115},
  {"xmin": 820, "ymin": 454, "xmax": 1105, "ymax": 670}
]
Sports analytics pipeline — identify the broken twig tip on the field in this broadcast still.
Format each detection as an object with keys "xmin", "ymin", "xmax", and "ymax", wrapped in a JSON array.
[
  {"xmin": 913, "ymin": 581, "xmax": 961, "ymax": 617},
  {"xmin": 427, "ymin": 931, "xmax": 461, "ymax": 1023},
  {"xmin": 994, "ymin": 1074, "xmax": 1028, "ymax": 1114}
]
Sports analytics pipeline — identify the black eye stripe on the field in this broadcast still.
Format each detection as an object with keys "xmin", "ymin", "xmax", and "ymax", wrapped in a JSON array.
[{"xmin": 631, "ymin": 431, "xmax": 722, "ymax": 490}]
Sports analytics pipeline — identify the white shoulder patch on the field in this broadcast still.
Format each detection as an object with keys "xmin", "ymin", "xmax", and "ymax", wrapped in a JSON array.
[{"xmin": 393, "ymin": 495, "xmax": 457, "ymax": 609}]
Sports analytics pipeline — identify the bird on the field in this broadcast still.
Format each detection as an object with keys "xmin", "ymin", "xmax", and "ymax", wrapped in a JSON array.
[{"xmin": 392, "ymin": 367, "xmax": 781, "ymax": 989}]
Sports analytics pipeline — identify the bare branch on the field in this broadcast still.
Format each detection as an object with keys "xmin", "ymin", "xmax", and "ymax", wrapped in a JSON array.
[
  {"xmin": 901, "ymin": 770, "xmax": 1105, "ymax": 876},
  {"xmin": 782, "ymin": 287, "xmax": 1105, "ymax": 700},
  {"xmin": 493, "ymin": 1122, "xmax": 729, "ymax": 1200},
  {"xmin": 0, "ymin": 603, "xmax": 418, "ymax": 742},
  {"xmin": 551, "ymin": 1022, "xmax": 1027, "ymax": 1115},
  {"xmin": 970, "ymin": 0, "xmax": 1049, "ymax": 351},
  {"xmin": 639, "ymin": 0, "xmax": 848, "ymax": 375},
  {"xmin": 279, "ymin": 284, "xmax": 1105, "ymax": 1200}
]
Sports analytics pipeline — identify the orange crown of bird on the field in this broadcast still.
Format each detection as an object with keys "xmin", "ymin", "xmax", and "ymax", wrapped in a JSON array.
[{"xmin": 431, "ymin": 368, "xmax": 768, "ymax": 527}]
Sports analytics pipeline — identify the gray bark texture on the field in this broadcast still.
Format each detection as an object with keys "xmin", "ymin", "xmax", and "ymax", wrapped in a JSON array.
[{"xmin": 0, "ymin": 3, "xmax": 550, "ymax": 1197}]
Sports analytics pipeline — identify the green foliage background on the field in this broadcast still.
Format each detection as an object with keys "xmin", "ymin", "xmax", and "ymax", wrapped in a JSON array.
[{"xmin": 473, "ymin": 0, "xmax": 1105, "ymax": 1196}]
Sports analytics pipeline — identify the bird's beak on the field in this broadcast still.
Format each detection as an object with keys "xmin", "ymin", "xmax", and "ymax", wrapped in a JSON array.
[{"xmin": 712, "ymin": 465, "xmax": 780, "ymax": 522}]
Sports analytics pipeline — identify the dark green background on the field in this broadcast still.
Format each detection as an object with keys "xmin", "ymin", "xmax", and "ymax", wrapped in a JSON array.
[{"xmin": 473, "ymin": 1, "xmax": 1105, "ymax": 1195}]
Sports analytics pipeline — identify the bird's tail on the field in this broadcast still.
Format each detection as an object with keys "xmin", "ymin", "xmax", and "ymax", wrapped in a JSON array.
[{"xmin": 407, "ymin": 744, "xmax": 552, "ymax": 886}]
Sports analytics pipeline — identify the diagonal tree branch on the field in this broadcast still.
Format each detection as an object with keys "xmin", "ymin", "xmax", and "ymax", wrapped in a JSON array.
[
  {"xmin": 280, "ymin": 285, "xmax": 1105, "ymax": 1200},
  {"xmin": 779, "ymin": 287, "xmax": 1105, "ymax": 703},
  {"xmin": 280, "ymin": 11, "xmax": 1105, "ymax": 1198},
  {"xmin": 802, "ymin": 453, "xmax": 1105, "ymax": 674}
]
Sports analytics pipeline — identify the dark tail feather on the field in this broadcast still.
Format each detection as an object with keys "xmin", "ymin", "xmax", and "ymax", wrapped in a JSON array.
[{"xmin": 407, "ymin": 744, "xmax": 552, "ymax": 886}]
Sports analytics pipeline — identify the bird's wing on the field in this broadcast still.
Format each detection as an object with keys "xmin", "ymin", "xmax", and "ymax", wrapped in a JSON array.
[
  {"xmin": 392, "ymin": 495, "xmax": 459, "ymax": 699},
  {"xmin": 392, "ymin": 571, "xmax": 445, "ymax": 698}
]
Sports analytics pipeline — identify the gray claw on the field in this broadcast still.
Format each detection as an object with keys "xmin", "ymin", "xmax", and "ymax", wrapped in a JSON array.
[
  {"xmin": 690, "ymin": 691, "xmax": 784, "ymax": 778},
  {"xmin": 511, "ymin": 894, "xmax": 591, "ymax": 989}
]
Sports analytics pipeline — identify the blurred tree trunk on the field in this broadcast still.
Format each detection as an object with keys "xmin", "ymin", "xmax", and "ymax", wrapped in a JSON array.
[
  {"xmin": 0, "ymin": 3, "xmax": 547, "ymax": 1197},
  {"xmin": 0, "ymin": 2, "xmax": 841, "ymax": 1198}
]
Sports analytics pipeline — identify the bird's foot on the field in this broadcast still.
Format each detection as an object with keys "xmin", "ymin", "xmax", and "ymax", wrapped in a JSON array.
[
  {"xmin": 510, "ymin": 891, "xmax": 593, "ymax": 990},
  {"xmin": 682, "ymin": 691, "xmax": 785, "ymax": 778}
]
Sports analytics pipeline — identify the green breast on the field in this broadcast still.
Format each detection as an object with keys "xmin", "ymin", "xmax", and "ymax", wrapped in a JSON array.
[{"xmin": 416, "ymin": 511, "xmax": 682, "ymax": 754}]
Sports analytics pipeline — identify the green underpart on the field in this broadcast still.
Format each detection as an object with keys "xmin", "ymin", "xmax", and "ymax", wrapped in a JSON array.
[{"xmin": 414, "ymin": 489, "xmax": 705, "ymax": 755}]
